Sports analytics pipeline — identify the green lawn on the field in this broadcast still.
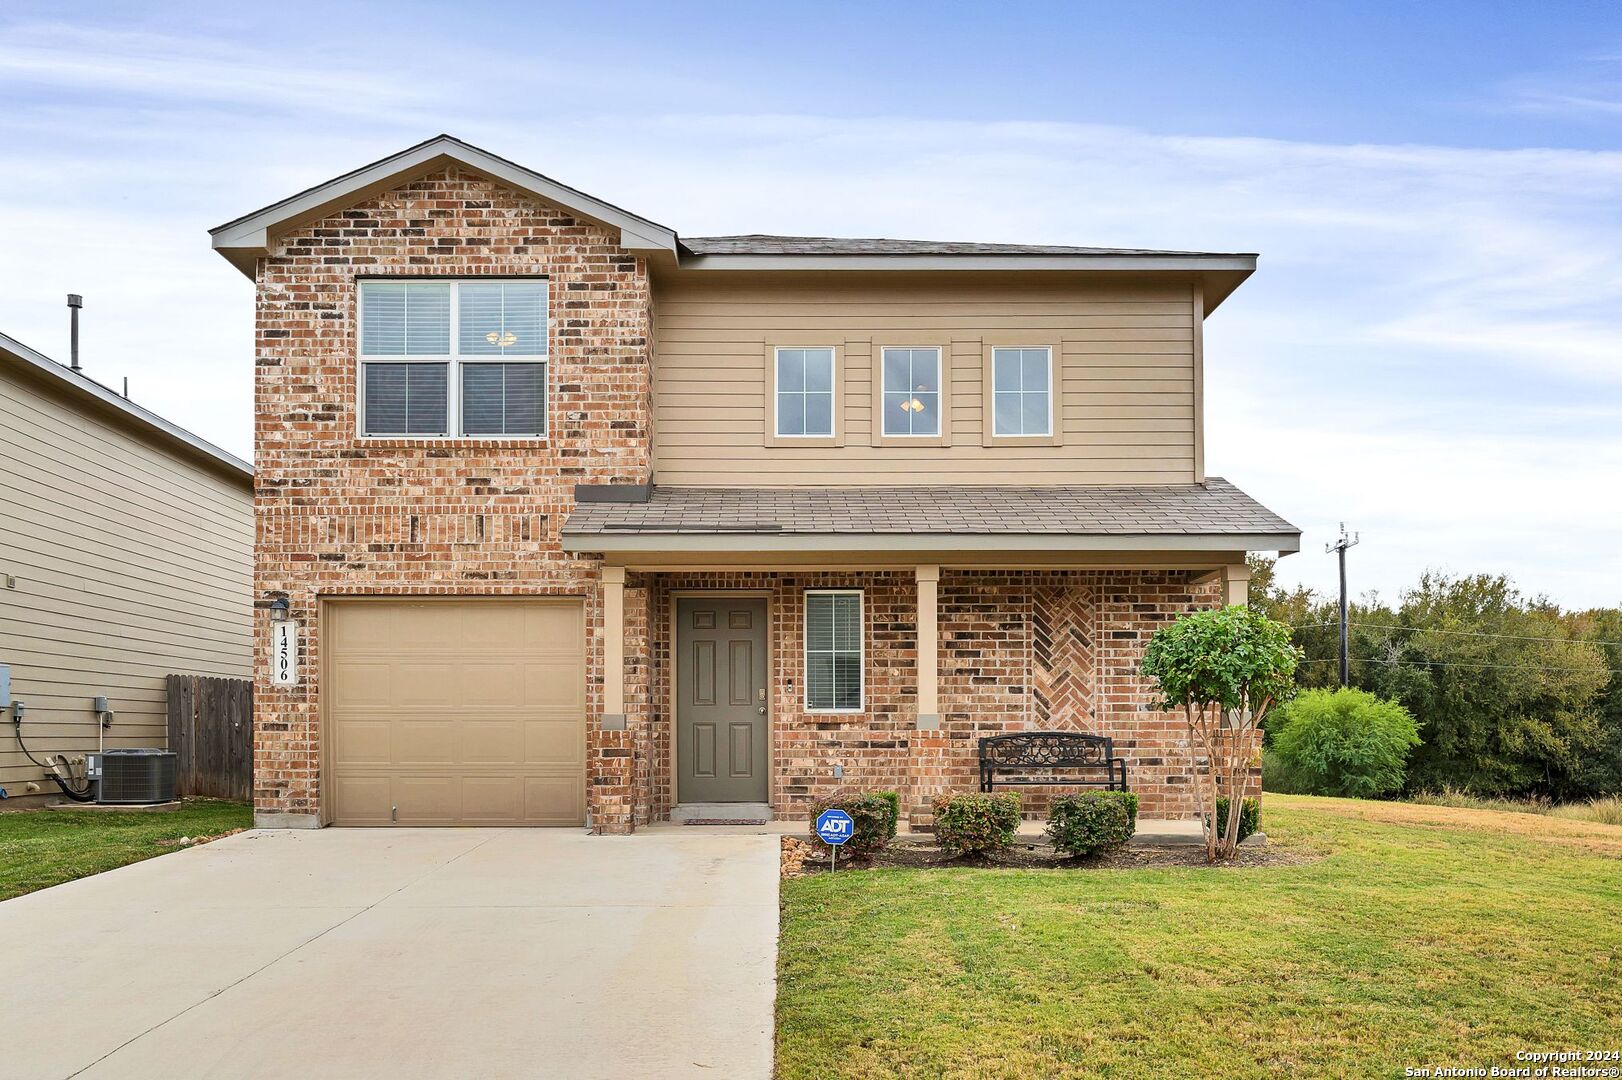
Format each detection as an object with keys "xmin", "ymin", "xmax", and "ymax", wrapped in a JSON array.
[
  {"xmin": 0, "ymin": 800, "xmax": 251, "ymax": 901},
  {"xmin": 777, "ymin": 795, "xmax": 1622, "ymax": 1079}
]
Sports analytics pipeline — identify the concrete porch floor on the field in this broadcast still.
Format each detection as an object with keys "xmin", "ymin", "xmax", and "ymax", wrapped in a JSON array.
[{"xmin": 645, "ymin": 815, "xmax": 1209, "ymax": 846}]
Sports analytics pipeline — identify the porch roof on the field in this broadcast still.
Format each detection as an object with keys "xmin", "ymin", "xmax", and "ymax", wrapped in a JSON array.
[{"xmin": 560, "ymin": 478, "xmax": 1299, "ymax": 555}]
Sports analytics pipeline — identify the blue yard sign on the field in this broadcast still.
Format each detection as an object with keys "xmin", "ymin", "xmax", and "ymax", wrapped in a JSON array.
[
  {"xmin": 815, "ymin": 808, "xmax": 855, "ymax": 845},
  {"xmin": 815, "ymin": 808, "xmax": 855, "ymax": 871}
]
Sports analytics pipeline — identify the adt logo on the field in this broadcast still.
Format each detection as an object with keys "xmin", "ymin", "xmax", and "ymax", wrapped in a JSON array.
[{"xmin": 815, "ymin": 808, "xmax": 855, "ymax": 845}]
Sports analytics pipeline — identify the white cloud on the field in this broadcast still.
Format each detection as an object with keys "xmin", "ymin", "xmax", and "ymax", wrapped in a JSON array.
[{"xmin": 1, "ymin": 21, "xmax": 1618, "ymax": 607}]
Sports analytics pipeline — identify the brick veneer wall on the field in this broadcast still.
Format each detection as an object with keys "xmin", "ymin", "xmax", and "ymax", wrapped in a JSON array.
[
  {"xmin": 638, "ymin": 569, "xmax": 1225, "ymax": 824},
  {"xmin": 252, "ymin": 166, "xmax": 650, "ymax": 831}
]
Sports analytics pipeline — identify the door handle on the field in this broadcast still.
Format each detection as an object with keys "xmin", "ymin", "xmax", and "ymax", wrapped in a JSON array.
[{"xmin": 758, "ymin": 705, "xmax": 766, "ymax": 714}]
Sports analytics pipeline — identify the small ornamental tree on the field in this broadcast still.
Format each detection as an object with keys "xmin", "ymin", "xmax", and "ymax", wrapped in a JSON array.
[{"xmin": 1141, "ymin": 605, "xmax": 1300, "ymax": 862}]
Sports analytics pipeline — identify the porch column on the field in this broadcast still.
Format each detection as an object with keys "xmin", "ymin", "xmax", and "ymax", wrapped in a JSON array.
[
  {"xmin": 602, "ymin": 565, "xmax": 626, "ymax": 731},
  {"xmin": 915, "ymin": 564, "xmax": 940, "ymax": 730},
  {"xmin": 1221, "ymin": 562, "xmax": 1251, "ymax": 607}
]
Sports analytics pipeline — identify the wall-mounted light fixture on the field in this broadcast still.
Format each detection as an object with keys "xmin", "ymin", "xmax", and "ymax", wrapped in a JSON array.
[{"xmin": 269, "ymin": 598, "xmax": 291, "ymax": 622}]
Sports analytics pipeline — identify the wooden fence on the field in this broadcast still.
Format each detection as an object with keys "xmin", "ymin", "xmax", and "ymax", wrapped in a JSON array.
[{"xmin": 166, "ymin": 675, "xmax": 253, "ymax": 801}]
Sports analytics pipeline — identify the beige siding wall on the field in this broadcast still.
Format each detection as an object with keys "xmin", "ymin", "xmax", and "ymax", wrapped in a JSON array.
[
  {"xmin": 0, "ymin": 366, "xmax": 252, "ymax": 798},
  {"xmin": 651, "ymin": 272, "xmax": 1200, "ymax": 486}
]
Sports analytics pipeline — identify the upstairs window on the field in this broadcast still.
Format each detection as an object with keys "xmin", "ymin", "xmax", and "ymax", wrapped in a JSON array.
[
  {"xmin": 880, "ymin": 347, "xmax": 941, "ymax": 436},
  {"xmin": 359, "ymin": 279, "xmax": 548, "ymax": 437},
  {"xmin": 775, "ymin": 347, "xmax": 835, "ymax": 437},
  {"xmin": 805, "ymin": 590, "xmax": 863, "ymax": 712},
  {"xmin": 991, "ymin": 346, "xmax": 1052, "ymax": 437}
]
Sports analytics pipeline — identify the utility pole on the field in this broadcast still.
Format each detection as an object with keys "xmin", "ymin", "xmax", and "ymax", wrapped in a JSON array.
[{"xmin": 1326, "ymin": 523, "xmax": 1360, "ymax": 687}]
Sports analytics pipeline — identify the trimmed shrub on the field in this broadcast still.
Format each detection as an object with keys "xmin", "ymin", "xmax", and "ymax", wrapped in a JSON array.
[
  {"xmin": 872, "ymin": 790, "xmax": 901, "ymax": 839},
  {"xmin": 1211, "ymin": 797, "xmax": 1261, "ymax": 843},
  {"xmin": 1046, "ymin": 791, "xmax": 1140, "ymax": 857},
  {"xmin": 1271, "ymin": 687, "xmax": 1421, "ymax": 798},
  {"xmin": 932, "ymin": 792, "xmax": 1022, "ymax": 856},
  {"xmin": 808, "ymin": 792, "xmax": 894, "ymax": 857}
]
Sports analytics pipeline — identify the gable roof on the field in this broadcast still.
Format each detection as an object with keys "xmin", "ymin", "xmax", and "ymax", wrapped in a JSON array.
[
  {"xmin": 210, "ymin": 134, "xmax": 681, "ymax": 277},
  {"xmin": 0, "ymin": 330, "xmax": 253, "ymax": 485},
  {"xmin": 561, "ymin": 478, "xmax": 1299, "ymax": 554},
  {"xmin": 211, "ymin": 135, "xmax": 1256, "ymax": 310}
]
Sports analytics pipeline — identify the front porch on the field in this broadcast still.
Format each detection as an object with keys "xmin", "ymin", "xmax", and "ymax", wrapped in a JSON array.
[{"xmin": 593, "ymin": 559, "xmax": 1255, "ymax": 832}]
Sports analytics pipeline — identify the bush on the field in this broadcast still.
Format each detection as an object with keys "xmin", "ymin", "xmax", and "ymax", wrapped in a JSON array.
[
  {"xmin": 932, "ymin": 792, "xmax": 1021, "ymax": 856},
  {"xmin": 1271, "ymin": 688, "xmax": 1421, "ymax": 798},
  {"xmin": 808, "ymin": 792, "xmax": 895, "ymax": 857},
  {"xmin": 1261, "ymin": 750, "xmax": 1306, "ymax": 794},
  {"xmin": 1211, "ymin": 797, "xmax": 1260, "ymax": 843},
  {"xmin": 1046, "ymin": 791, "xmax": 1139, "ymax": 857},
  {"xmin": 872, "ymin": 790, "xmax": 901, "ymax": 839}
]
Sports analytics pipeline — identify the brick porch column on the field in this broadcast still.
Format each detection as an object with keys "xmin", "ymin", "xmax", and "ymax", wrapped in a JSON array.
[
  {"xmin": 1222, "ymin": 562, "xmax": 1250, "ymax": 606},
  {"xmin": 592, "ymin": 565, "xmax": 634, "ymax": 834},
  {"xmin": 915, "ymin": 564, "xmax": 940, "ymax": 729},
  {"xmin": 602, "ymin": 566, "xmax": 626, "ymax": 729},
  {"xmin": 910, "ymin": 564, "xmax": 947, "ymax": 827}
]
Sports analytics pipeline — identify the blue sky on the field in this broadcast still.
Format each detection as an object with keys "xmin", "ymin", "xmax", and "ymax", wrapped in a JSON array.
[{"xmin": 2, "ymin": 1, "xmax": 1620, "ymax": 607}]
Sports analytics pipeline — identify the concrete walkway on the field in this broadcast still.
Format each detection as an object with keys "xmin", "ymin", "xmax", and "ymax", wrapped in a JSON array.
[{"xmin": 0, "ymin": 828, "xmax": 779, "ymax": 1080}]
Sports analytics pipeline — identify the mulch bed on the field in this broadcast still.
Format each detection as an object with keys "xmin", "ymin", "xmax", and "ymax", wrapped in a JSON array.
[{"xmin": 782, "ymin": 835, "xmax": 1318, "ymax": 876}]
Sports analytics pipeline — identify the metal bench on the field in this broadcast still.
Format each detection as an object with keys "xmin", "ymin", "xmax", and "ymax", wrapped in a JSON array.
[{"xmin": 978, "ymin": 732, "xmax": 1129, "ymax": 793}]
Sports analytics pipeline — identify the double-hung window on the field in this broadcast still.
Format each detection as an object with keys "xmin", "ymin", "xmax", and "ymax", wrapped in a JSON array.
[
  {"xmin": 359, "ymin": 279, "xmax": 548, "ymax": 437},
  {"xmin": 880, "ymin": 347, "xmax": 941, "ymax": 436},
  {"xmin": 991, "ymin": 346, "xmax": 1052, "ymax": 437},
  {"xmin": 774, "ymin": 347, "xmax": 835, "ymax": 437},
  {"xmin": 805, "ymin": 590, "xmax": 863, "ymax": 712}
]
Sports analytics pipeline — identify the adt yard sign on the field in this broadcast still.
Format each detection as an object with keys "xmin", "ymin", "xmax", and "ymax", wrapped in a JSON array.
[{"xmin": 815, "ymin": 809, "xmax": 855, "ymax": 870}]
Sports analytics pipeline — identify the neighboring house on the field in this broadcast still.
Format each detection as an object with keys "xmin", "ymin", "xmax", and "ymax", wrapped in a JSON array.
[
  {"xmin": 0, "ymin": 331, "xmax": 254, "ymax": 806},
  {"xmin": 213, "ymin": 135, "xmax": 1298, "ymax": 833}
]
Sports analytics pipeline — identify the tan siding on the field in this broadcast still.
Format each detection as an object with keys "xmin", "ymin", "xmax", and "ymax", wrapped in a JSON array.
[
  {"xmin": 0, "ymin": 366, "xmax": 253, "ymax": 793},
  {"xmin": 651, "ymin": 275, "xmax": 1199, "ymax": 486}
]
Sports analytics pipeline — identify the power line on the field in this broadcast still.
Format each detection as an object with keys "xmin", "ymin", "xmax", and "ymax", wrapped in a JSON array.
[
  {"xmin": 1288, "ymin": 620, "xmax": 1622, "ymax": 649},
  {"xmin": 1296, "ymin": 656, "xmax": 1622, "ymax": 675}
]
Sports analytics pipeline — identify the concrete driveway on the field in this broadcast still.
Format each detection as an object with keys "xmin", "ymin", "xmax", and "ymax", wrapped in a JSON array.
[{"xmin": 0, "ymin": 828, "xmax": 778, "ymax": 1080}]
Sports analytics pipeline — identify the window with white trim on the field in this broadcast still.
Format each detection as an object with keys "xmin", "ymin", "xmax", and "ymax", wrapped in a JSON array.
[
  {"xmin": 359, "ymin": 279, "xmax": 548, "ymax": 437},
  {"xmin": 805, "ymin": 590, "xmax": 863, "ymax": 712},
  {"xmin": 991, "ymin": 346, "xmax": 1052, "ymax": 437},
  {"xmin": 775, "ymin": 347, "xmax": 835, "ymax": 437},
  {"xmin": 880, "ymin": 347, "xmax": 941, "ymax": 436}
]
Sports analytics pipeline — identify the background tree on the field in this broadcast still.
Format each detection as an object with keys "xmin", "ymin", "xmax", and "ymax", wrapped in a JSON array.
[{"xmin": 1250, "ymin": 558, "xmax": 1613, "ymax": 799}]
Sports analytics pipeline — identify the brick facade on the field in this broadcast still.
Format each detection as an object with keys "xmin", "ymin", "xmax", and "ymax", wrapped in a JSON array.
[
  {"xmin": 635, "ymin": 570, "xmax": 1226, "ymax": 824},
  {"xmin": 252, "ymin": 166, "xmax": 650, "ymax": 829},
  {"xmin": 249, "ymin": 162, "xmax": 1244, "ymax": 835}
]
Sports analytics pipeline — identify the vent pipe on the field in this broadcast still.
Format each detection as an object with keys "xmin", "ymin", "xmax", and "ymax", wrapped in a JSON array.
[{"xmin": 66, "ymin": 293, "xmax": 83, "ymax": 371}]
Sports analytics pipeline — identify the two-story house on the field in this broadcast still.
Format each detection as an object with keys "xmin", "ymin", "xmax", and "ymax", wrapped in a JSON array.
[{"xmin": 213, "ymin": 135, "xmax": 1297, "ymax": 832}]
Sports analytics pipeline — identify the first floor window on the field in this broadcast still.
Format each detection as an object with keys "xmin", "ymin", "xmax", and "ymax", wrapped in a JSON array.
[
  {"xmin": 991, "ymin": 346, "xmax": 1052, "ymax": 437},
  {"xmin": 359, "ymin": 279, "xmax": 547, "ymax": 437},
  {"xmin": 805, "ymin": 590, "xmax": 863, "ymax": 711},
  {"xmin": 881, "ymin": 347, "xmax": 941, "ymax": 436},
  {"xmin": 776, "ymin": 347, "xmax": 835, "ymax": 437}
]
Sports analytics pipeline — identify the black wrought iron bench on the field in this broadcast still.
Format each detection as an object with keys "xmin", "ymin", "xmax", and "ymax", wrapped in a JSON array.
[{"xmin": 978, "ymin": 732, "xmax": 1129, "ymax": 793}]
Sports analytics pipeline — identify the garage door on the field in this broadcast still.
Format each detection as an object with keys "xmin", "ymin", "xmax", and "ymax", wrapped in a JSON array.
[{"xmin": 326, "ymin": 599, "xmax": 586, "ymax": 826}]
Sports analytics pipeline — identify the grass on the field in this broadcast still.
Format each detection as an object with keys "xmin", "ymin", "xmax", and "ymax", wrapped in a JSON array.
[
  {"xmin": 776, "ymin": 794, "xmax": 1622, "ymax": 1079},
  {"xmin": 1408, "ymin": 788, "xmax": 1622, "ymax": 826},
  {"xmin": 0, "ymin": 799, "xmax": 251, "ymax": 901}
]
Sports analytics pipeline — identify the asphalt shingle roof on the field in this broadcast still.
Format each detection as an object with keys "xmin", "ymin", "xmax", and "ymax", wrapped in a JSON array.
[
  {"xmin": 563, "ymin": 478, "xmax": 1296, "ymax": 538},
  {"xmin": 678, "ymin": 235, "xmax": 1251, "ymax": 258}
]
